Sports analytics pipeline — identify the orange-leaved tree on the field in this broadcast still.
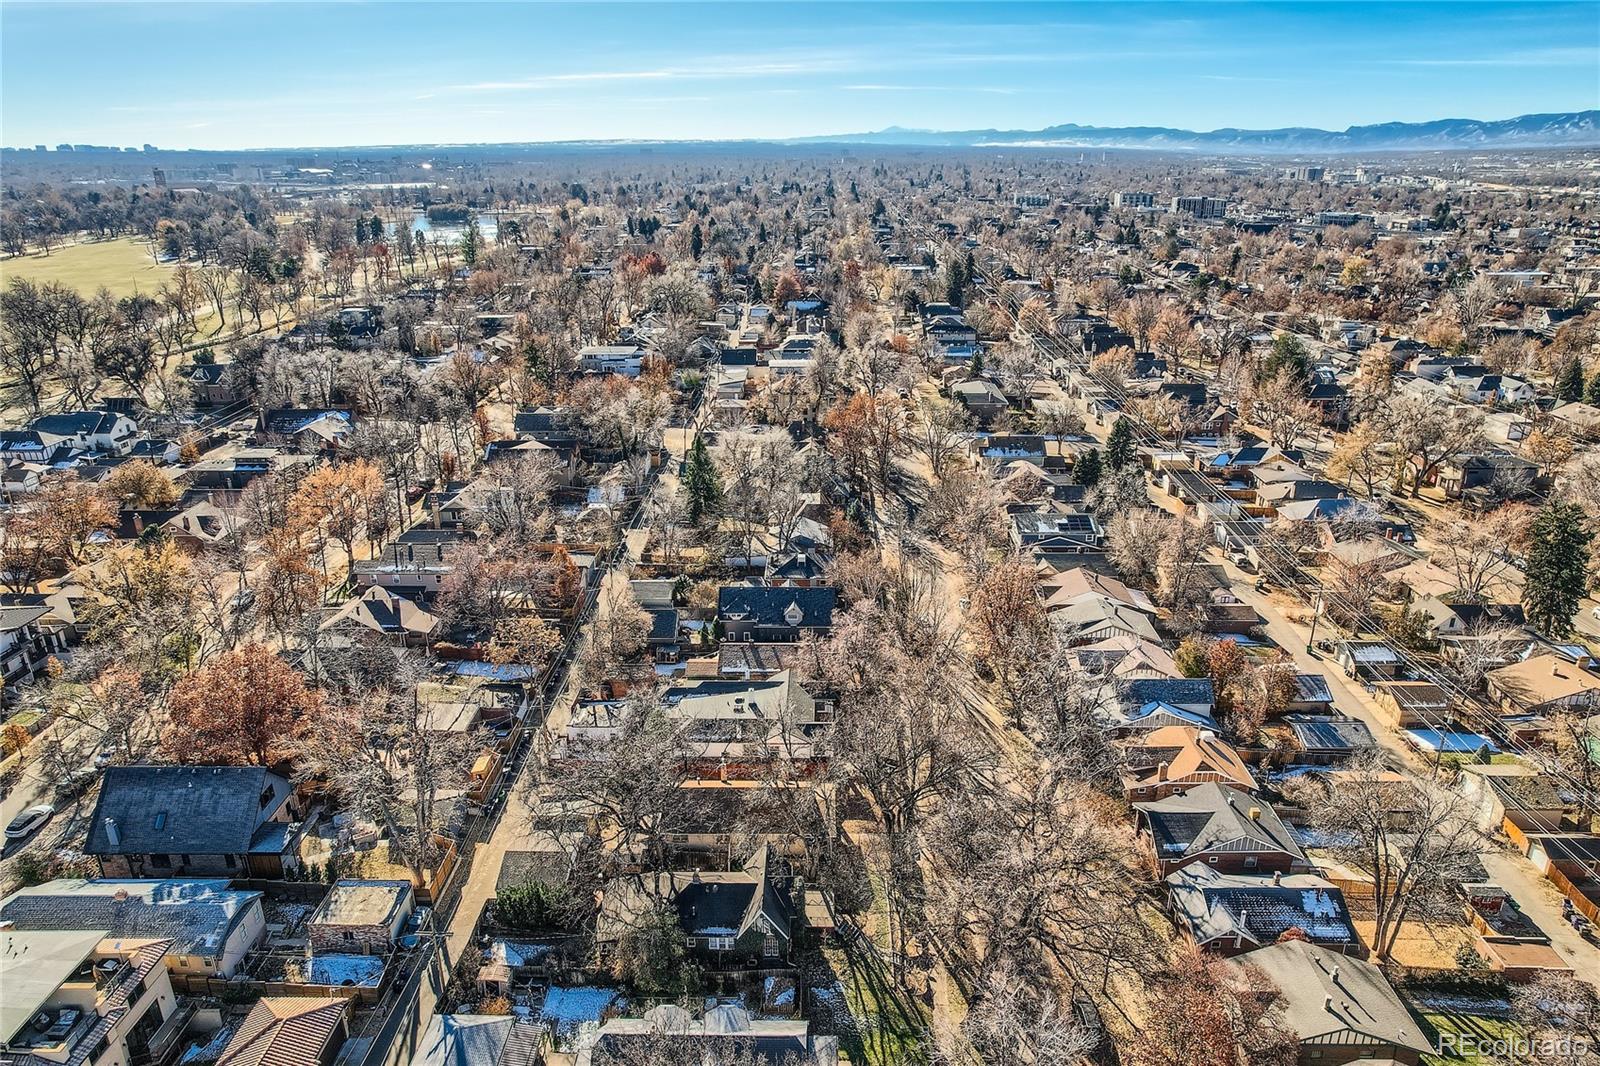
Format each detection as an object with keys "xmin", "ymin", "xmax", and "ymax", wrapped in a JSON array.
[{"xmin": 163, "ymin": 642, "xmax": 321, "ymax": 766}]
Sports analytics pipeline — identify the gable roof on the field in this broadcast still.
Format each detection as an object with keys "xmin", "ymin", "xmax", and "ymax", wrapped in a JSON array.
[
  {"xmin": 1053, "ymin": 594, "xmax": 1160, "ymax": 641},
  {"xmin": 1124, "ymin": 677, "xmax": 1216, "ymax": 711},
  {"xmin": 86, "ymin": 766, "xmax": 293, "ymax": 856},
  {"xmin": 1241, "ymin": 940, "xmax": 1429, "ymax": 1052},
  {"xmin": 1125, "ymin": 727, "xmax": 1258, "ymax": 791},
  {"xmin": 217, "ymin": 997, "xmax": 349, "ymax": 1066},
  {"xmin": 716, "ymin": 586, "xmax": 835, "ymax": 629},
  {"xmin": 1135, "ymin": 783, "xmax": 1305, "ymax": 864},
  {"xmin": 1042, "ymin": 567, "xmax": 1156, "ymax": 614},
  {"xmin": 1166, "ymin": 866, "xmax": 1355, "ymax": 949}
]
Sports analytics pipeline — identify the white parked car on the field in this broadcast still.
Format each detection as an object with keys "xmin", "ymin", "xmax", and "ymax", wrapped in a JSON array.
[{"xmin": 5, "ymin": 803, "xmax": 55, "ymax": 841}]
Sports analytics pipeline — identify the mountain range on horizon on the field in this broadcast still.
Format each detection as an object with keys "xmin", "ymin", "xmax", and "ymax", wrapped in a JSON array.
[
  {"xmin": 10, "ymin": 110, "xmax": 1600, "ymax": 158},
  {"xmin": 786, "ymin": 110, "xmax": 1600, "ymax": 153}
]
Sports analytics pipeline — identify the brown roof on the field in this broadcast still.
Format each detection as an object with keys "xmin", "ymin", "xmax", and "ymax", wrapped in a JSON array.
[
  {"xmin": 1487, "ymin": 655, "xmax": 1600, "ymax": 708},
  {"xmin": 217, "ymin": 998, "xmax": 349, "ymax": 1066},
  {"xmin": 1124, "ymin": 726, "xmax": 1257, "ymax": 791}
]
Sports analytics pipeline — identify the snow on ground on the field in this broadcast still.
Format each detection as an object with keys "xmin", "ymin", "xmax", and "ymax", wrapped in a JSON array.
[
  {"xmin": 178, "ymin": 1026, "xmax": 233, "ymax": 1065},
  {"xmin": 308, "ymin": 954, "xmax": 386, "ymax": 987},
  {"xmin": 537, "ymin": 986, "xmax": 618, "ymax": 1033}
]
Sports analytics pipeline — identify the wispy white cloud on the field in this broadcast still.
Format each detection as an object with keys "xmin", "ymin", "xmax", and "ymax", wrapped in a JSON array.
[
  {"xmin": 844, "ymin": 83, "xmax": 1015, "ymax": 94},
  {"xmin": 443, "ymin": 56, "xmax": 846, "ymax": 94},
  {"xmin": 1380, "ymin": 47, "xmax": 1596, "ymax": 68}
]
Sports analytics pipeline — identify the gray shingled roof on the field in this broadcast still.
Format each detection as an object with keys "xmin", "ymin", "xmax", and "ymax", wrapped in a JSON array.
[
  {"xmin": 0, "ymin": 878, "xmax": 261, "ymax": 959},
  {"xmin": 86, "ymin": 766, "xmax": 293, "ymax": 856},
  {"xmin": 1135, "ymin": 783, "xmax": 1306, "ymax": 863}
]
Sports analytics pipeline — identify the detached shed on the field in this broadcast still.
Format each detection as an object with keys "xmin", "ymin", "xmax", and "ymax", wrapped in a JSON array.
[{"xmin": 307, "ymin": 880, "xmax": 414, "ymax": 956}]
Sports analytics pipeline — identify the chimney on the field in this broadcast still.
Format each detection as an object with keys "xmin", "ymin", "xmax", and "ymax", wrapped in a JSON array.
[
  {"xmin": 1248, "ymin": 806, "xmax": 1262, "ymax": 821},
  {"xmin": 1157, "ymin": 760, "xmax": 1169, "ymax": 782},
  {"xmin": 1198, "ymin": 729, "xmax": 1216, "ymax": 743},
  {"xmin": 103, "ymin": 817, "xmax": 120, "ymax": 847},
  {"xmin": 1324, "ymin": 995, "xmax": 1335, "ymax": 1012},
  {"xmin": 1331, "ymin": 965, "xmax": 1341, "ymax": 983}
]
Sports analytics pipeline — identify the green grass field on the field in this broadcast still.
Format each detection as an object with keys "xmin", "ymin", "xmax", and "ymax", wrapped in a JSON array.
[{"xmin": 1, "ymin": 237, "xmax": 174, "ymax": 300}]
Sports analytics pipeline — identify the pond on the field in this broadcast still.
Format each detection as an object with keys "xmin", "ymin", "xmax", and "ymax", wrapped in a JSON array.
[{"xmin": 391, "ymin": 212, "xmax": 499, "ymax": 245}]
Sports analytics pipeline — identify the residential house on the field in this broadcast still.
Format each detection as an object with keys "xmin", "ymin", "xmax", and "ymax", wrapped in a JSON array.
[
  {"xmin": 1121, "ymin": 727, "xmax": 1258, "ymax": 801},
  {"xmin": 577, "ymin": 344, "xmax": 645, "ymax": 377},
  {"xmin": 307, "ymin": 881, "xmax": 415, "ymax": 957},
  {"xmin": 716, "ymin": 586, "xmax": 835, "ymax": 643},
  {"xmin": 216, "ymin": 998, "xmax": 350, "ymax": 1066},
  {"xmin": 578, "ymin": 1007, "xmax": 838, "ymax": 1066},
  {"xmin": 406, "ymin": 1016, "xmax": 543, "ymax": 1066},
  {"xmin": 1052, "ymin": 595, "xmax": 1161, "ymax": 647},
  {"xmin": 1009, "ymin": 511, "xmax": 1105, "ymax": 553},
  {"xmin": 1121, "ymin": 678, "xmax": 1217, "ymax": 720},
  {"xmin": 257, "ymin": 409, "xmax": 353, "ymax": 452},
  {"xmin": 597, "ymin": 846, "xmax": 797, "ymax": 967},
  {"xmin": 0, "ymin": 930, "xmax": 191, "ymax": 1066},
  {"xmin": 1071, "ymin": 634, "xmax": 1179, "ymax": 682},
  {"xmin": 657, "ymin": 671, "xmax": 832, "ymax": 768},
  {"xmin": 1165, "ymin": 866, "xmax": 1357, "ymax": 956},
  {"xmin": 1432, "ymin": 452, "xmax": 1538, "ymax": 500},
  {"xmin": 320, "ymin": 586, "xmax": 441, "ymax": 647},
  {"xmin": 181, "ymin": 363, "xmax": 239, "ymax": 406},
  {"xmin": 1486, "ymin": 655, "xmax": 1600, "ymax": 715},
  {"xmin": 1411, "ymin": 595, "xmax": 1525, "ymax": 638},
  {"xmin": 1239, "ymin": 940, "xmax": 1430, "ymax": 1065},
  {"xmin": 1135, "ymin": 783, "xmax": 1308, "ymax": 877},
  {"xmin": 25, "ymin": 411, "xmax": 140, "ymax": 456},
  {"xmin": 353, "ymin": 528, "xmax": 473, "ymax": 597},
  {"xmin": 950, "ymin": 379, "xmax": 1009, "ymax": 419},
  {"xmin": 1, "ymin": 603, "xmax": 69, "ymax": 692},
  {"xmin": 1041, "ymin": 568, "xmax": 1156, "ymax": 615},
  {"xmin": 86, "ymin": 766, "xmax": 300, "ymax": 879},
  {"xmin": 0, "ymin": 878, "xmax": 264, "ymax": 978}
]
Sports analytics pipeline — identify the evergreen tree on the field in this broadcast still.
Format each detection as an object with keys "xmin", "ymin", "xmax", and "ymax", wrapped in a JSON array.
[
  {"xmin": 682, "ymin": 434, "xmax": 722, "ymax": 524},
  {"xmin": 1523, "ymin": 501, "xmax": 1592, "ymax": 639},
  {"xmin": 1556, "ymin": 355, "xmax": 1586, "ymax": 403},
  {"xmin": 968, "ymin": 349, "xmax": 984, "ymax": 377},
  {"xmin": 1586, "ymin": 369, "xmax": 1600, "ymax": 407},
  {"xmin": 1106, "ymin": 419, "xmax": 1135, "ymax": 470},
  {"xmin": 460, "ymin": 217, "xmax": 482, "ymax": 267},
  {"xmin": 353, "ymin": 217, "xmax": 368, "ymax": 245},
  {"xmin": 1074, "ymin": 447, "xmax": 1103, "ymax": 486},
  {"xmin": 689, "ymin": 224, "xmax": 704, "ymax": 259},
  {"xmin": 1259, "ymin": 333, "xmax": 1312, "ymax": 387},
  {"xmin": 371, "ymin": 215, "xmax": 385, "ymax": 242}
]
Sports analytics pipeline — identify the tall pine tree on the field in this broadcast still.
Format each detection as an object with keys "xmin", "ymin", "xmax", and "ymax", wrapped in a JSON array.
[
  {"xmin": 1556, "ymin": 355, "xmax": 1585, "ymax": 403},
  {"xmin": 1074, "ymin": 447, "xmax": 1103, "ymax": 486},
  {"xmin": 1106, "ymin": 419, "xmax": 1135, "ymax": 470},
  {"xmin": 682, "ymin": 434, "xmax": 722, "ymax": 524},
  {"xmin": 1585, "ymin": 369, "xmax": 1600, "ymax": 407},
  {"xmin": 1523, "ymin": 501, "xmax": 1592, "ymax": 639}
]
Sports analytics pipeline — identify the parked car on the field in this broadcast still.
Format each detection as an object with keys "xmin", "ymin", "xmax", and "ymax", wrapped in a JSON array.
[{"xmin": 5, "ymin": 803, "xmax": 56, "ymax": 841}]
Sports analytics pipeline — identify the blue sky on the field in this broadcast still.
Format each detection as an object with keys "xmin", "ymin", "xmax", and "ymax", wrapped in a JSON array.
[{"xmin": 2, "ymin": 1, "xmax": 1596, "ymax": 149}]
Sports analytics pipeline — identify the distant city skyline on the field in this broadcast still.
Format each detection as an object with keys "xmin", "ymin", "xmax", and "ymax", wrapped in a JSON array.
[{"xmin": 2, "ymin": 1, "xmax": 1597, "ymax": 151}]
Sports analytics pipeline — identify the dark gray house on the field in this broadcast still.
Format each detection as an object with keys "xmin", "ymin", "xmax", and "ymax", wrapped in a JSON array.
[
  {"xmin": 717, "ymin": 586, "xmax": 835, "ymax": 643},
  {"xmin": 85, "ymin": 766, "xmax": 300, "ymax": 879}
]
